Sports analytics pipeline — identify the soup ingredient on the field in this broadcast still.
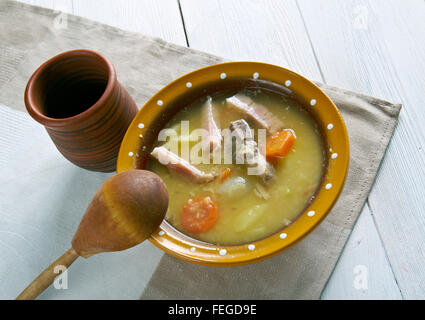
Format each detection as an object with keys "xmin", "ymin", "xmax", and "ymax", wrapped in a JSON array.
[
  {"xmin": 217, "ymin": 176, "xmax": 249, "ymax": 198},
  {"xmin": 219, "ymin": 167, "xmax": 232, "ymax": 183},
  {"xmin": 201, "ymin": 96, "xmax": 222, "ymax": 151},
  {"xmin": 169, "ymin": 130, "xmax": 199, "ymax": 145},
  {"xmin": 283, "ymin": 218, "xmax": 292, "ymax": 226},
  {"xmin": 150, "ymin": 88, "xmax": 325, "ymax": 245},
  {"xmin": 151, "ymin": 146, "xmax": 215, "ymax": 183},
  {"xmin": 226, "ymin": 93, "xmax": 283, "ymax": 134},
  {"xmin": 180, "ymin": 196, "xmax": 218, "ymax": 233},
  {"xmin": 254, "ymin": 183, "xmax": 271, "ymax": 200},
  {"xmin": 229, "ymin": 119, "xmax": 275, "ymax": 182},
  {"xmin": 266, "ymin": 130, "xmax": 296, "ymax": 158},
  {"xmin": 234, "ymin": 204, "xmax": 268, "ymax": 232}
]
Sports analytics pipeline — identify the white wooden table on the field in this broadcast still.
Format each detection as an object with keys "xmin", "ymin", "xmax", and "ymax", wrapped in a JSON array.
[{"xmin": 15, "ymin": 0, "xmax": 425, "ymax": 299}]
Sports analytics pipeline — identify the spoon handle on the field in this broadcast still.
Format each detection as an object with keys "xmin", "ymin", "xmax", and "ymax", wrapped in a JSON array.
[{"xmin": 16, "ymin": 248, "xmax": 79, "ymax": 300}]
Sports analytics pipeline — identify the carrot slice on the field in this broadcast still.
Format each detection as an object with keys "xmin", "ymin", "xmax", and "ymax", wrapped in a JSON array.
[
  {"xmin": 266, "ymin": 130, "xmax": 296, "ymax": 158},
  {"xmin": 219, "ymin": 167, "xmax": 232, "ymax": 183},
  {"xmin": 180, "ymin": 196, "xmax": 218, "ymax": 233}
]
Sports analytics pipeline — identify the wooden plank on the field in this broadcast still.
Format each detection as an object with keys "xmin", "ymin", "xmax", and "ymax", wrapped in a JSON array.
[
  {"xmin": 72, "ymin": 0, "xmax": 187, "ymax": 45},
  {"xmin": 321, "ymin": 204, "xmax": 402, "ymax": 299},
  {"xmin": 297, "ymin": 0, "xmax": 425, "ymax": 299},
  {"xmin": 180, "ymin": 0, "xmax": 399, "ymax": 299},
  {"xmin": 180, "ymin": 0, "xmax": 322, "ymax": 81},
  {"xmin": 19, "ymin": 0, "xmax": 188, "ymax": 48}
]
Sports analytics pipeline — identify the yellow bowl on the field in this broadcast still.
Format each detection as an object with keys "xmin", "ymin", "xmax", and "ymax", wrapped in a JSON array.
[{"xmin": 117, "ymin": 61, "xmax": 349, "ymax": 266}]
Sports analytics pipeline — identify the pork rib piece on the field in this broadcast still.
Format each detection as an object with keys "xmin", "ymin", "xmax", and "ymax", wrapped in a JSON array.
[
  {"xmin": 201, "ymin": 96, "xmax": 222, "ymax": 151},
  {"xmin": 229, "ymin": 119, "xmax": 275, "ymax": 183},
  {"xmin": 226, "ymin": 93, "xmax": 283, "ymax": 134},
  {"xmin": 151, "ymin": 146, "xmax": 215, "ymax": 183}
]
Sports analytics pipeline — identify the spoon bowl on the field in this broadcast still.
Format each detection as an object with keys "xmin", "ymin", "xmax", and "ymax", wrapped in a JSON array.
[{"xmin": 72, "ymin": 169, "xmax": 169, "ymax": 257}]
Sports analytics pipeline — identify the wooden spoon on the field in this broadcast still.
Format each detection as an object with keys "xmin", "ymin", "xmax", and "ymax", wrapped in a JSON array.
[{"xmin": 16, "ymin": 169, "xmax": 169, "ymax": 300}]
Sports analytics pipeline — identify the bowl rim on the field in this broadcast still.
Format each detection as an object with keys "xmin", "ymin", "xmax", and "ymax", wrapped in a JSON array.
[{"xmin": 117, "ymin": 61, "xmax": 350, "ymax": 266}]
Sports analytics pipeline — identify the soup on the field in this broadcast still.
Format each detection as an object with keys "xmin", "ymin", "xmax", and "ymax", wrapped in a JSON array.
[{"xmin": 148, "ymin": 88, "xmax": 326, "ymax": 245}]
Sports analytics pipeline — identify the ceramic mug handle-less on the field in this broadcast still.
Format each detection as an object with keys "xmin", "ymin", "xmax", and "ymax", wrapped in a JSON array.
[
  {"xmin": 24, "ymin": 49, "xmax": 138, "ymax": 173},
  {"xmin": 16, "ymin": 248, "xmax": 79, "ymax": 300}
]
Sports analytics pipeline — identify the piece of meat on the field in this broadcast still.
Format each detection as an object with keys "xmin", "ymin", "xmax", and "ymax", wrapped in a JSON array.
[
  {"xmin": 229, "ymin": 119, "xmax": 275, "ymax": 182},
  {"xmin": 226, "ymin": 93, "xmax": 284, "ymax": 134},
  {"xmin": 217, "ymin": 176, "xmax": 248, "ymax": 199},
  {"xmin": 201, "ymin": 96, "xmax": 222, "ymax": 152},
  {"xmin": 151, "ymin": 146, "xmax": 215, "ymax": 183}
]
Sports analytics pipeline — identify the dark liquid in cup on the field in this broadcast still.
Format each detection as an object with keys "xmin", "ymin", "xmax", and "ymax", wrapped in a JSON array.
[{"xmin": 44, "ymin": 80, "xmax": 107, "ymax": 119}]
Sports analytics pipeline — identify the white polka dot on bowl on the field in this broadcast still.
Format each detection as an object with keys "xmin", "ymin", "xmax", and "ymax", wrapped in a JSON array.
[
  {"xmin": 158, "ymin": 230, "xmax": 165, "ymax": 236},
  {"xmin": 128, "ymin": 152, "xmax": 134, "ymax": 157},
  {"xmin": 190, "ymin": 247, "xmax": 196, "ymax": 252},
  {"xmin": 307, "ymin": 211, "xmax": 315, "ymax": 217},
  {"xmin": 310, "ymin": 99, "xmax": 317, "ymax": 106},
  {"xmin": 157, "ymin": 100, "xmax": 163, "ymax": 106},
  {"xmin": 327, "ymin": 123, "xmax": 334, "ymax": 130},
  {"xmin": 219, "ymin": 249, "xmax": 227, "ymax": 256},
  {"xmin": 220, "ymin": 72, "xmax": 227, "ymax": 79},
  {"xmin": 253, "ymin": 72, "xmax": 259, "ymax": 79},
  {"xmin": 138, "ymin": 123, "xmax": 144, "ymax": 129},
  {"xmin": 279, "ymin": 233, "xmax": 287, "ymax": 239},
  {"xmin": 331, "ymin": 153, "xmax": 338, "ymax": 159},
  {"xmin": 186, "ymin": 82, "xmax": 192, "ymax": 88},
  {"xmin": 285, "ymin": 80, "xmax": 291, "ymax": 87},
  {"xmin": 248, "ymin": 244, "xmax": 255, "ymax": 251},
  {"xmin": 325, "ymin": 183, "xmax": 333, "ymax": 190}
]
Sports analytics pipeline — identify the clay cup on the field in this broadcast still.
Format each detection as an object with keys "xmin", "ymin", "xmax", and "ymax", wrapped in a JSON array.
[{"xmin": 24, "ymin": 49, "xmax": 138, "ymax": 172}]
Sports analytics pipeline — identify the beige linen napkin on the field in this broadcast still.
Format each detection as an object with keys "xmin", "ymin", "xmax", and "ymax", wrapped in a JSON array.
[{"xmin": 0, "ymin": 0, "xmax": 401, "ymax": 299}]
